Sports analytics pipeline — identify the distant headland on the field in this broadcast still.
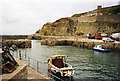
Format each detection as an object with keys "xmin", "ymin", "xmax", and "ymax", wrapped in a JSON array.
[{"xmin": 34, "ymin": 5, "xmax": 120, "ymax": 37}]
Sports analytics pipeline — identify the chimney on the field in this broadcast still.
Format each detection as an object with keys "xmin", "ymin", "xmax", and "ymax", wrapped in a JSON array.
[{"xmin": 97, "ymin": 5, "xmax": 102, "ymax": 10}]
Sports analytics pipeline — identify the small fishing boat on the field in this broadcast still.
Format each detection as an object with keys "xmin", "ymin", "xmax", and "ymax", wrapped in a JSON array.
[
  {"xmin": 48, "ymin": 55, "xmax": 74, "ymax": 78},
  {"xmin": 95, "ymin": 36, "xmax": 106, "ymax": 39},
  {"xmin": 93, "ymin": 45, "xmax": 110, "ymax": 52}
]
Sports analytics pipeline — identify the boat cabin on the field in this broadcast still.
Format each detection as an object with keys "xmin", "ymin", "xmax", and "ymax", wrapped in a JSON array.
[
  {"xmin": 51, "ymin": 55, "xmax": 67, "ymax": 68},
  {"xmin": 94, "ymin": 45, "xmax": 102, "ymax": 49},
  {"xmin": 48, "ymin": 55, "xmax": 75, "ymax": 77}
]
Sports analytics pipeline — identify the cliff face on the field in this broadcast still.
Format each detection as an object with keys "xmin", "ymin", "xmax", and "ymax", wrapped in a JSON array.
[
  {"xmin": 39, "ymin": 18, "xmax": 75, "ymax": 36},
  {"xmin": 35, "ymin": 5, "xmax": 120, "ymax": 36}
]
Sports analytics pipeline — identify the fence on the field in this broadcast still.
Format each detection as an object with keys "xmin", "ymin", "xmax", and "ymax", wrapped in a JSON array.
[
  {"xmin": 11, "ymin": 50, "xmax": 44, "ymax": 73},
  {"xmin": 11, "ymin": 49, "xmax": 65, "ymax": 81}
]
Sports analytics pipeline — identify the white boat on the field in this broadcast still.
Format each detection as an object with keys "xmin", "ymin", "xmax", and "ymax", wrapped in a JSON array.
[
  {"xmin": 48, "ymin": 55, "xmax": 74, "ymax": 78},
  {"xmin": 93, "ymin": 45, "xmax": 110, "ymax": 52},
  {"xmin": 111, "ymin": 33, "xmax": 120, "ymax": 39}
]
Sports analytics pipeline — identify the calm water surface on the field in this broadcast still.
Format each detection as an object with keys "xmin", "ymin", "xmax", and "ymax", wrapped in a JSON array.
[{"xmin": 18, "ymin": 40, "xmax": 119, "ymax": 80}]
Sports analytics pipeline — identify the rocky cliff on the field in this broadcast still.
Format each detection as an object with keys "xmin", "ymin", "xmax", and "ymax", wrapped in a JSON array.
[{"xmin": 35, "ymin": 5, "xmax": 120, "ymax": 36}]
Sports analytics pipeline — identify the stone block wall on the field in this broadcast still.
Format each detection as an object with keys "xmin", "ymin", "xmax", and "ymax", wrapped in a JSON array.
[
  {"xmin": 10, "ymin": 66, "xmax": 28, "ymax": 80},
  {"xmin": 2, "ymin": 40, "xmax": 32, "ymax": 48},
  {"xmin": 41, "ymin": 39, "xmax": 120, "ymax": 52}
]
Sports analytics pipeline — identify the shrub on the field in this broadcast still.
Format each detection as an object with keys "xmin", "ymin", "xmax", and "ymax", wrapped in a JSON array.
[{"xmin": 77, "ymin": 32, "xmax": 84, "ymax": 36}]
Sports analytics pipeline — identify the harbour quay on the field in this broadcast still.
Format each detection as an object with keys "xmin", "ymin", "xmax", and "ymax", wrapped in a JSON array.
[
  {"xmin": 1, "ymin": 50, "xmax": 50, "ymax": 81},
  {"xmin": 2, "ymin": 39, "xmax": 32, "ymax": 48},
  {"xmin": 41, "ymin": 38, "xmax": 120, "ymax": 52},
  {"xmin": 1, "ymin": 35, "xmax": 29, "ymax": 40}
]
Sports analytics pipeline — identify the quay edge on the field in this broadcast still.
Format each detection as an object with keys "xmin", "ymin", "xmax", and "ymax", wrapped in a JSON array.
[
  {"xmin": 2, "ymin": 56, "xmax": 51, "ymax": 80},
  {"xmin": 41, "ymin": 39, "xmax": 120, "ymax": 52},
  {"xmin": 2, "ymin": 39, "xmax": 32, "ymax": 48}
]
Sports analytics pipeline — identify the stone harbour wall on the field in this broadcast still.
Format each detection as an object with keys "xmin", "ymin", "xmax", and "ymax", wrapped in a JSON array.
[
  {"xmin": 2, "ymin": 35, "xmax": 29, "ymax": 40},
  {"xmin": 2, "ymin": 57, "xmax": 28, "ymax": 81},
  {"xmin": 41, "ymin": 39, "xmax": 120, "ymax": 52},
  {"xmin": 10, "ymin": 66, "xmax": 28, "ymax": 80},
  {"xmin": 2, "ymin": 40, "xmax": 32, "ymax": 48}
]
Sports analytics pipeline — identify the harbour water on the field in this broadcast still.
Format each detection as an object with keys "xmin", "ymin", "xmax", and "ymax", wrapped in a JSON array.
[{"xmin": 15, "ymin": 40, "xmax": 119, "ymax": 80}]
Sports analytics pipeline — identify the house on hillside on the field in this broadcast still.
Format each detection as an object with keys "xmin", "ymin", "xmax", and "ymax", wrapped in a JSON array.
[{"xmin": 73, "ymin": 5, "xmax": 120, "ymax": 17}]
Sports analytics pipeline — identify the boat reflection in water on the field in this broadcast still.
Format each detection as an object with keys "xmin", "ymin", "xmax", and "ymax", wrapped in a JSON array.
[{"xmin": 48, "ymin": 55, "xmax": 74, "ymax": 81}]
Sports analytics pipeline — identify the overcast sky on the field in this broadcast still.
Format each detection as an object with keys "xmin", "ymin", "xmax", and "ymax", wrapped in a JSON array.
[{"xmin": 0, "ymin": 0, "xmax": 119, "ymax": 35}]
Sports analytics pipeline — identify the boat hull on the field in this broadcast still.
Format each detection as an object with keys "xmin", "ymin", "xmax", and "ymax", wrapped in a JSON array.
[
  {"xmin": 93, "ymin": 48, "xmax": 110, "ymax": 52},
  {"xmin": 48, "ymin": 55, "xmax": 74, "ymax": 78},
  {"xmin": 48, "ymin": 64, "xmax": 74, "ymax": 78},
  {"xmin": 95, "ymin": 36, "xmax": 106, "ymax": 39}
]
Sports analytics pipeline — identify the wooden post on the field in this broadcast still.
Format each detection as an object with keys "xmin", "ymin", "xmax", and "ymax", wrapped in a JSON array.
[
  {"xmin": 19, "ymin": 50, "xmax": 22, "ymax": 60},
  {"xmin": 16, "ymin": 50, "xmax": 18, "ymax": 58},
  {"xmin": 37, "ymin": 61, "xmax": 39, "ymax": 71},
  {"xmin": 28, "ymin": 57, "xmax": 30, "ymax": 66},
  {"xmin": 25, "ymin": 41, "xmax": 27, "ymax": 61}
]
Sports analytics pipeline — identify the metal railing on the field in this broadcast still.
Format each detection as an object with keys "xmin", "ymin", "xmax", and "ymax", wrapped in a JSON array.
[
  {"xmin": 11, "ymin": 50, "xmax": 43, "ymax": 72},
  {"xmin": 11, "ymin": 50, "xmax": 65, "ymax": 81}
]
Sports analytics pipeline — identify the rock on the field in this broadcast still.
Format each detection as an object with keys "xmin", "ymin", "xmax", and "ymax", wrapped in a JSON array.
[{"xmin": 34, "ymin": 5, "xmax": 120, "ymax": 37}]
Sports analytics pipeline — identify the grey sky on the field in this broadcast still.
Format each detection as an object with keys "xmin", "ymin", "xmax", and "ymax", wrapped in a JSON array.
[{"xmin": 1, "ymin": 0, "xmax": 119, "ymax": 35}]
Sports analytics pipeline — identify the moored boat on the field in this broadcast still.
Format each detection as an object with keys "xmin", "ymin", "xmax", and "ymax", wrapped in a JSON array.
[
  {"xmin": 95, "ymin": 36, "xmax": 106, "ymax": 39},
  {"xmin": 48, "ymin": 55, "xmax": 74, "ymax": 78},
  {"xmin": 87, "ymin": 34, "xmax": 95, "ymax": 39},
  {"xmin": 93, "ymin": 45, "xmax": 110, "ymax": 52},
  {"xmin": 95, "ymin": 33, "xmax": 107, "ymax": 39}
]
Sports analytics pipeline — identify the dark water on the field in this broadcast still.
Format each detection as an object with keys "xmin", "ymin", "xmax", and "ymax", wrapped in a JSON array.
[{"xmin": 18, "ymin": 40, "xmax": 119, "ymax": 80}]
